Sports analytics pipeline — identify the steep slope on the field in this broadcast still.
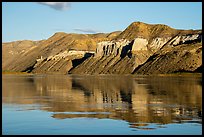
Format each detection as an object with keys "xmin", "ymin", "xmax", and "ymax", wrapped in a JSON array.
[
  {"xmin": 133, "ymin": 42, "xmax": 202, "ymax": 74},
  {"xmin": 115, "ymin": 22, "xmax": 178, "ymax": 41},
  {"xmin": 2, "ymin": 31, "xmax": 121, "ymax": 74},
  {"xmin": 70, "ymin": 22, "xmax": 202, "ymax": 74},
  {"xmin": 2, "ymin": 40, "xmax": 42, "ymax": 71},
  {"xmin": 69, "ymin": 39, "xmax": 135, "ymax": 74},
  {"xmin": 2, "ymin": 21, "xmax": 202, "ymax": 74}
]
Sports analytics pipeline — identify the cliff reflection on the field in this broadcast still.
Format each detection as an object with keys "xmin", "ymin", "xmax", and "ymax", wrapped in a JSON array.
[{"xmin": 2, "ymin": 74, "xmax": 202, "ymax": 129}]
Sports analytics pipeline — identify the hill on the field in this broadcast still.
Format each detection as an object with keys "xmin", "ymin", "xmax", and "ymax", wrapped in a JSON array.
[{"xmin": 2, "ymin": 21, "xmax": 202, "ymax": 74}]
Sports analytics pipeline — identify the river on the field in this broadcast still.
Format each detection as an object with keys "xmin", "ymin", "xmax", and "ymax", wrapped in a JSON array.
[{"xmin": 2, "ymin": 74, "xmax": 202, "ymax": 135}]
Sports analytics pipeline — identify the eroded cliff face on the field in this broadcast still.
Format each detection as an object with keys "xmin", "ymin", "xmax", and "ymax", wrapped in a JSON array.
[
  {"xmin": 132, "ymin": 33, "xmax": 202, "ymax": 74},
  {"xmin": 2, "ymin": 32, "xmax": 117, "ymax": 73},
  {"xmin": 32, "ymin": 50, "xmax": 94, "ymax": 74},
  {"xmin": 69, "ymin": 39, "xmax": 138, "ymax": 74},
  {"xmin": 133, "ymin": 43, "xmax": 202, "ymax": 74},
  {"xmin": 95, "ymin": 39, "xmax": 130, "ymax": 57},
  {"xmin": 70, "ymin": 30, "xmax": 202, "ymax": 74},
  {"xmin": 2, "ymin": 22, "xmax": 202, "ymax": 74}
]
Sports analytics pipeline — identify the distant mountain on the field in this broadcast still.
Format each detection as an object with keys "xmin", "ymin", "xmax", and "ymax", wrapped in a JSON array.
[{"xmin": 2, "ymin": 21, "xmax": 202, "ymax": 74}]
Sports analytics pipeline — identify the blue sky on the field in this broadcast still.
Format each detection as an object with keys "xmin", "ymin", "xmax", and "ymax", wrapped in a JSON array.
[{"xmin": 2, "ymin": 2, "xmax": 202, "ymax": 42}]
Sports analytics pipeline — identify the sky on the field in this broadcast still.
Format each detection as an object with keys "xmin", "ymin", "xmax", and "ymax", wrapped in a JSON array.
[{"xmin": 2, "ymin": 2, "xmax": 202, "ymax": 42}]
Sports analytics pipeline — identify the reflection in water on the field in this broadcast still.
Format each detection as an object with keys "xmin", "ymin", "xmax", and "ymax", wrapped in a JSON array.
[{"xmin": 2, "ymin": 74, "xmax": 202, "ymax": 131}]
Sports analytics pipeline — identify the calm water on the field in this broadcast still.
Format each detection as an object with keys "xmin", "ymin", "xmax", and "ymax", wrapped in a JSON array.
[{"xmin": 2, "ymin": 74, "xmax": 202, "ymax": 135}]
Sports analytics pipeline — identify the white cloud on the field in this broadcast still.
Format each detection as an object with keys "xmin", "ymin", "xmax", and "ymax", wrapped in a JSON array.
[
  {"xmin": 73, "ymin": 28, "xmax": 99, "ymax": 34},
  {"xmin": 37, "ymin": 2, "xmax": 71, "ymax": 11}
]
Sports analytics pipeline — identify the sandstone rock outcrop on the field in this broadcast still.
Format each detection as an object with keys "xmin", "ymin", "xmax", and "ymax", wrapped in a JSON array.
[
  {"xmin": 70, "ymin": 22, "xmax": 202, "ymax": 74},
  {"xmin": 69, "ymin": 39, "xmax": 137, "ymax": 74},
  {"xmin": 133, "ymin": 43, "xmax": 202, "ymax": 74},
  {"xmin": 132, "ymin": 38, "xmax": 148, "ymax": 51},
  {"xmin": 32, "ymin": 50, "xmax": 94, "ymax": 74},
  {"xmin": 165, "ymin": 34, "xmax": 202, "ymax": 47},
  {"xmin": 95, "ymin": 39, "xmax": 130, "ymax": 57},
  {"xmin": 2, "ymin": 32, "xmax": 116, "ymax": 73},
  {"xmin": 2, "ymin": 21, "xmax": 202, "ymax": 74}
]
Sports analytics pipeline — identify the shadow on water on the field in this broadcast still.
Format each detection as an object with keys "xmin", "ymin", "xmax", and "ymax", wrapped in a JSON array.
[{"xmin": 2, "ymin": 74, "xmax": 202, "ymax": 130}]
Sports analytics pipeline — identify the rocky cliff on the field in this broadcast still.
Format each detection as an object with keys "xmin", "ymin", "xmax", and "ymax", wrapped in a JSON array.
[
  {"xmin": 2, "ymin": 31, "xmax": 120, "ymax": 74},
  {"xmin": 70, "ymin": 22, "xmax": 202, "ymax": 74},
  {"xmin": 2, "ymin": 22, "xmax": 202, "ymax": 74}
]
